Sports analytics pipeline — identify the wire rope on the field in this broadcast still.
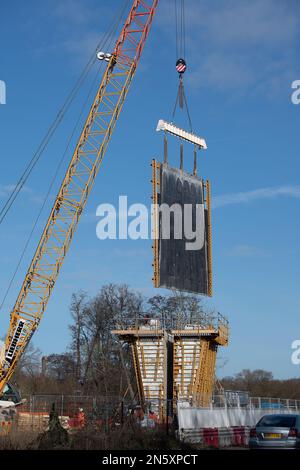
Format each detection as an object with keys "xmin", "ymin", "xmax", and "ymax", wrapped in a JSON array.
[
  {"xmin": 0, "ymin": 0, "xmax": 130, "ymax": 226},
  {"xmin": 0, "ymin": 0, "xmax": 130, "ymax": 310}
]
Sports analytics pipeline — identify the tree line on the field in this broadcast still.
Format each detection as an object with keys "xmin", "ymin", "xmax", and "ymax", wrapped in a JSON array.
[
  {"xmin": 12, "ymin": 283, "xmax": 300, "ymax": 400},
  {"xmin": 221, "ymin": 369, "xmax": 300, "ymax": 400},
  {"xmin": 14, "ymin": 283, "xmax": 211, "ymax": 396}
]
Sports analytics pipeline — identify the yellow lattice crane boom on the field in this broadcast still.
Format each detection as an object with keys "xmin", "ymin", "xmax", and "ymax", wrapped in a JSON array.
[{"xmin": 0, "ymin": 0, "xmax": 159, "ymax": 394}]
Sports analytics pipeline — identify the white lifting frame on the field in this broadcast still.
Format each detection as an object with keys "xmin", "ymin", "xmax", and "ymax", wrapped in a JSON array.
[{"xmin": 156, "ymin": 119, "xmax": 207, "ymax": 150}]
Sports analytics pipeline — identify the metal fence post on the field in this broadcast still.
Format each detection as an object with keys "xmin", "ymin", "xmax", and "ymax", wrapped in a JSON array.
[
  {"xmin": 32, "ymin": 395, "xmax": 35, "ymax": 431},
  {"xmin": 121, "ymin": 400, "xmax": 124, "ymax": 425},
  {"xmin": 166, "ymin": 399, "xmax": 169, "ymax": 435}
]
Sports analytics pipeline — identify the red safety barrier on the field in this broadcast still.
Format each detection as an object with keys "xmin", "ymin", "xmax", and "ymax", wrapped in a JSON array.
[
  {"xmin": 180, "ymin": 426, "xmax": 249, "ymax": 448},
  {"xmin": 0, "ymin": 421, "xmax": 12, "ymax": 435},
  {"xmin": 232, "ymin": 426, "xmax": 246, "ymax": 446},
  {"xmin": 68, "ymin": 410, "xmax": 85, "ymax": 429},
  {"xmin": 203, "ymin": 427, "xmax": 219, "ymax": 448}
]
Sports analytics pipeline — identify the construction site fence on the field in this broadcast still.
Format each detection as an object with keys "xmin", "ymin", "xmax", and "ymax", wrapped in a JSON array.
[
  {"xmin": 19, "ymin": 394, "xmax": 131, "ymax": 418},
  {"xmin": 5, "ymin": 394, "xmax": 300, "ymax": 435},
  {"xmin": 16, "ymin": 394, "xmax": 300, "ymax": 415},
  {"xmin": 211, "ymin": 395, "xmax": 300, "ymax": 410},
  {"xmin": 12, "ymin": 395, "xmax": 177, "ymax": 434}
]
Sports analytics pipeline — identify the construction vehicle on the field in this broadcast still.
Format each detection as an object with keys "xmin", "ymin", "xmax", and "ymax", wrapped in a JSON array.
[
  {"xmin": 0, "ymin": 383, "xmax": 21, "ymax": 404},
  {"xmin": 0, "ymin": 0, "xmax": 159, "ymax": 399}
]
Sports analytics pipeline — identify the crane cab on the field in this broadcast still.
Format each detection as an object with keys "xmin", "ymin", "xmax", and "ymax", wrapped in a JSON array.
[{"xmin": 0, "ymin": 383, "xmax": 22, "ymax": 405}]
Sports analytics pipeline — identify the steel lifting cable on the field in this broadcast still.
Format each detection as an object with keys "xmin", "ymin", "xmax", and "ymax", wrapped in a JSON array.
[
  {"xmin": 174, "ymin": 0, "xmax": 185, "ymax": 60},
  {"xmin": 180, "ymin": 0, "xmax": 184, "ymax": 58},
  {"xmin": 0, "ymin": 0, "xmax": 130, "ymax": 311},
  {"xmin": 173, "ymin": 0, "xmax": 193, "ymax": 131},
  {"xmin": 0, "ymin": 0, "xmax": 130, "ymax": 226},
  {"xmin": 172, "ymin": 80, "xmax": 193, "ymax": 131},
  {"xmin": 175, "ymin": 0, "xmax": 179, "ymax": 58},
  {"xmin": 0, "ymin": 64, "xmax": 91, "ymax": 225},
  {"xmin": 182, "ymin": 0, "xmax": 186, "ymax": 59},
  {"xmin": 0, "ymin": 64, "xmax": 103, "ymax": 312}
]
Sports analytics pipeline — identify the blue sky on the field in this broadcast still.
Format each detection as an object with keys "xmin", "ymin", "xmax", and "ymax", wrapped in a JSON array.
[{"xmin": 0, "ymin": 0, "xmax": 300, "ymax": 379}]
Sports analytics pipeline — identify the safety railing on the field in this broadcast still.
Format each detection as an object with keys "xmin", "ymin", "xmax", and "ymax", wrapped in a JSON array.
[
  {"xmin": 113, "ymin": 311, "xmax": 228, "ymax": 334},
  {"xmin": 208, "ymin": 394, "xmax": 300, "ymax": 410}
]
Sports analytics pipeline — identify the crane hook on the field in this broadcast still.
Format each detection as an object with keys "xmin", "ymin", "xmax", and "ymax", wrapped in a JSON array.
[{"xmin": 176, "ymin": 58, "xmax": 186, "ymax": 75}]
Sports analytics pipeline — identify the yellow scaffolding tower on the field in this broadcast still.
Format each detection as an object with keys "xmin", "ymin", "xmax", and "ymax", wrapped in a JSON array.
[{"xmin": 112, "ymin": 315, "xmax": 229, "ymax": 418}]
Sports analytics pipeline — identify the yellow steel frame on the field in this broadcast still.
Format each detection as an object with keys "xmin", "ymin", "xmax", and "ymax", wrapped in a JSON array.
[
  {"xmin": 189, "ymin": 344, "xmax": 197, "ymax": 395},
  {"xmin": 151, "ymin": 159, "xmax": 160, "ymax": 287},
  {"xmin": 0, "ymin": 0, "xmax": 159, "ymax": 393},
  {"xmin": 193, "ymin": 339, "xmax": 217, "ymax": 407},
  {"xmin": 131, "ymin": 342, "xmax": 145, "ymax": 404},
  {"xmin": 140, "ymin": 344, "xmax": 147, "ymax": 379},
  {"xmin": 205, "ymin": 180, "xmax": 213, "ymax": 297},
  {"xmin": 154, "ymin": 339, "xmax": 160, "ymax": 382}
]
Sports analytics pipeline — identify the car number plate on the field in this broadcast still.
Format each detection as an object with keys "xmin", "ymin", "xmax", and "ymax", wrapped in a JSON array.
[{"xmin": 265, "ymin": 433, "xmax": 281, "ymax": 439}]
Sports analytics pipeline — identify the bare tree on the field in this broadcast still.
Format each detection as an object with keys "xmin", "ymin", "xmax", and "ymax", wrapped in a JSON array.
[
  {"xmin": 71, "ymin": 284, "xmax": 142, "ymax": 395},
  {"xmin": 44, "ymin": 353, "xmax": 76, "ymax": 381},
  {"xmin": 147, "ymin": 292, "xmax": 213, "ymax": 328},
  {"xmin": 69, "ymin": 291, "xmax": 87, "ymax": 383},
  {"xmin": 221, "ymin": 369, "xmax": 275, "ymax": 397},
  {"xmin": 18, "ymin": 342, "xmax": 42, "ymax": 377},
  {"xmin": 12, "ymin": 342, "xmax": 42, "ymax": 394}
]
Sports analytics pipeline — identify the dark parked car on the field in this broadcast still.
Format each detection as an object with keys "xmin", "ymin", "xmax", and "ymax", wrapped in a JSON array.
[{"xmin": 249, "ymin": 414, "xmax": 300, "ymax": 449}]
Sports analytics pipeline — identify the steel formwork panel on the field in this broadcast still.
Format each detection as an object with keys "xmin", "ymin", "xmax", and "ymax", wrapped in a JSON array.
[{"xmin": 151, "ymin": 161, "xmax": 213, "ymax": 296}]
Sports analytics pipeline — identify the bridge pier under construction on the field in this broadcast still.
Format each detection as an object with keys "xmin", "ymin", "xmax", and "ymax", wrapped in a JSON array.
[{"xmin": 112, "ymin": 314, "xmax": 229, "ymax": 420}]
